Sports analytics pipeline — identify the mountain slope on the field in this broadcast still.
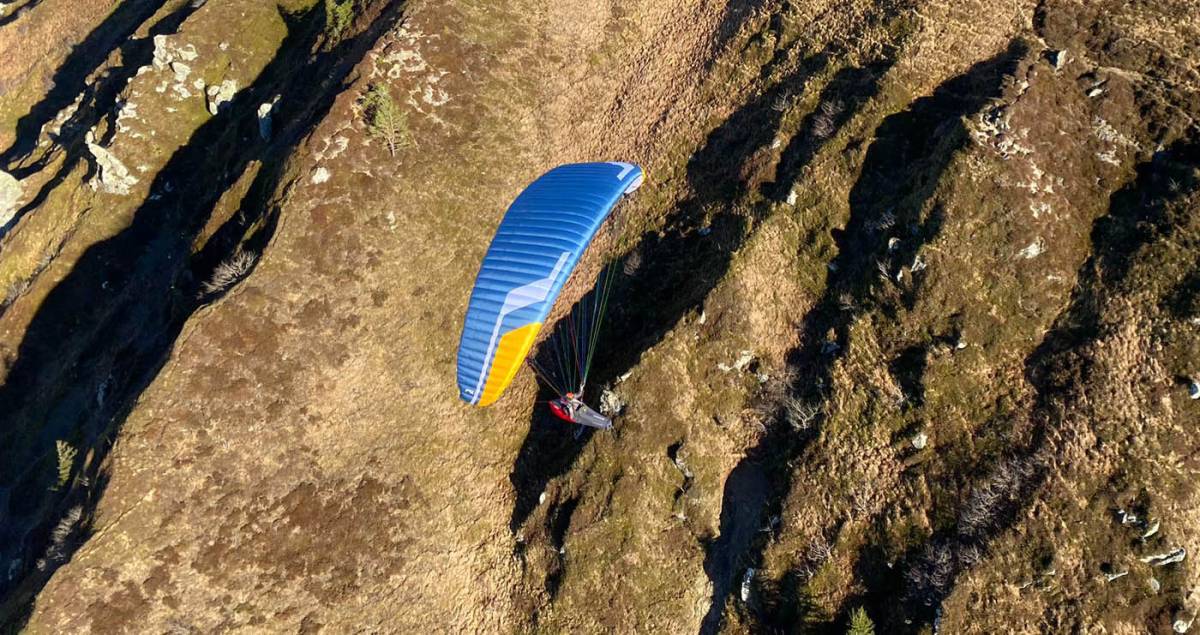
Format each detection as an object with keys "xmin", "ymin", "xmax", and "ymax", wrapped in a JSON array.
[{"xmin": 0, "ymin": 0, "xmax": 1197, "ymax": 632}]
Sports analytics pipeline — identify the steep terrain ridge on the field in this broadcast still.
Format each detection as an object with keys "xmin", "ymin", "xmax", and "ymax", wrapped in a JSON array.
[{"xmin": 0, "ymin": 0, "xmax": 1197, "ymax": 632}]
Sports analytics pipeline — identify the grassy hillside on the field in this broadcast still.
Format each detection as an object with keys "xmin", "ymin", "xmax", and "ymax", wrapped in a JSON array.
[{"xmin": 0, "ymin": 0, "xmax": 1196, "ymax": 632}]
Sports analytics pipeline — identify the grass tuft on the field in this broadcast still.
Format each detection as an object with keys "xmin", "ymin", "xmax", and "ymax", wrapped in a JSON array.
[{"xmin": 202, "ymin": 248, "xmax": 256, "ymax": 295}]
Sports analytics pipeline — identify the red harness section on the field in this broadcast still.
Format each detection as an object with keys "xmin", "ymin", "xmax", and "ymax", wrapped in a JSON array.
[{"xmin": 548, "ymin": 399, "xmax": 576, "ymax": 423}]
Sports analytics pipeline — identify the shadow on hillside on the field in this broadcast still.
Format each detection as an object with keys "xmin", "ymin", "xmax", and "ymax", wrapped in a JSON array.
[
  {"xmin": 706, "ymin": 40, "xmax": 1031, "ymax": 634},
  {"xmin": 696, "ymin": 53, "xmax": 917, "ymax": 635},
  {"xmin": 710, "ymin": 0, "xmax": 772, "ymax": 63},
  {"xmin": 0, "ymin": 0, "xmax": 44, "ymax": 28},
  {"xmin": 506, "ymin": 48, "xmax": 842, "ymax": 538},
  {"xmin": 868, "ymin": 136, "xmax": 1200, "ymax": 632},
  {"xmin": 0, "ymin": 2, "xmax": 407, "ymax": 627}
]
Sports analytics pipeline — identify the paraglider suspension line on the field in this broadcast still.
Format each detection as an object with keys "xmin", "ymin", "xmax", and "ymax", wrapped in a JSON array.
[{"xmin": 527, "ymin": 261, "xmax": 619, "ymax": 399}]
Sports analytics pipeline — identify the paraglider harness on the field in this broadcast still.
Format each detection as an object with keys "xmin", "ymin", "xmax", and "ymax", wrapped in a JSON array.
[{"xmin": 548, "ymin": 391, "xmax": 612, "ymax": 430}]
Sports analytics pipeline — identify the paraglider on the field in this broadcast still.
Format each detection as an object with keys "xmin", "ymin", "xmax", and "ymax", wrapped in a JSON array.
[
  {"xmin": 455, "ymin": 162, "xmax": 644, "ymax": 428},
  {"xmin": 546, "ymin": 391, "xmax": 613, "ymax": 429}
]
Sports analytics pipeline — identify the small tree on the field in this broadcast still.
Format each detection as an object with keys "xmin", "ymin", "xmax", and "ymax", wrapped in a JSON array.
[
  {"xmin": 847, "ymin": 607, "xmax": 875, "ymax": 635},
  {"xmin": 363, "ymin": 84, "xmax": 410, "ymax": 157}
]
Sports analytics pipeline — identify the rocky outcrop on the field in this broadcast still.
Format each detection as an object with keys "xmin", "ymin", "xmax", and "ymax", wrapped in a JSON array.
[
  {"xmin": 0, "ymin": 170, "xmax": 19, "ymax": 226},
  {"xmin": 84, "ymin": 141, "xmax": 137, "ymax": 195}
]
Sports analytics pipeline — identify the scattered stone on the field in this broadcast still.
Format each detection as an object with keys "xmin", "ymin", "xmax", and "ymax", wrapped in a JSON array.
[
  {"xmin": 1143, "ymin": 519, "xmax": 1161, "ymax": 539},
  {"xmin": 1118, "ymin": 509, "xmax": 1139, "ymax": 525},
  {"xmin": 257, "ymin": 96, "xmax": 279, "ymax": 140},
  {"xmin": 85, "ymin": 143, "xmax": 138, "ymax": 195},
  {"xmin": 670, "ymin": 450, "xmax": 692, "ymax": 479},
  {"xmin": 786, "ymin": 188, "xmax": 798, "ymax": 205},
  {"xmin": 176, "ymin": 43, "xmax": 199, "ymax": 62},
  {"xmin": 599, "ymin": 388, "xmax": 625, "ymax": 417},
  {"xmin": 1149, "ymin": 577, "xmax": 1161, "ymax": 593},
  {"xmin": 538, "ymin": 492, "xmax": 546, "ymax": 505},
  {"xmin": 1018, "ymin": 237, "xmax": 1045, "ymax": 259},
  {"xmin": 1140, "ymin": 547, "xmax": 1186, "ymax": 567},
  {"xmin": 205, "ymin": 79, "xmax": 238, "ymax": 116},
  {"xmin": 718, "ymin": 350, "xmax": 754, "ymax": 373},
  {"xmin": 1103, "ymin": 569, "xmax": 1128, "ymax": 582},
  {"xmin": 1049, "ymin": 49, "xmax": 1068, "ymax": 70},
  {"xmin": 1087, "ymin": 86, "xmax": 1105, "ymax": 98},
  {"xmin": 888, "ymin": 237, "xmax": 901, "ymax": 252},
  {"xmin": 740, "ymin": 568, "xmax": 755, "ymax": 603},
  {"xmin": 311, "ymin": 167, "xmax": 331, "ymax": 184},
  {"xmin": 698, "ymin": 311, "xmax": 707, "ymax": 325},
  {"xmin": 170, "ymin": 61, "xmax": 191, "ymax": 83},
  {"xmin": 911, "ymin": 432, "xmax": 929, "ymax": 450},
  {"xmin": 1189, "ymin": 379, "xmax": 1200, "ymax": 400},
  {"xmin": 0, "ymin": 171, "xmax": 22, "ymax": 226},
  {"xmin": 1176, "ymin": 613, "xmax": 1195, "ymax": 634}
]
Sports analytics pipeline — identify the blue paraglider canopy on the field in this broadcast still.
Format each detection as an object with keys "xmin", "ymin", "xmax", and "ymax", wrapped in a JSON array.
[{"xmin": 456, "ymin": 162, "xmax": 644, "ymax": 409}]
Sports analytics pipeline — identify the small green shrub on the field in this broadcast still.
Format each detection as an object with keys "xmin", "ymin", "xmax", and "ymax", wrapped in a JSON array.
[
  {"xmin": 847, "ymin": 607, "xmax": 875, "ymax": 635},
  {"xmin": 324, "ymin": 0, "xmax": 354, "ymax": 41},
  {"xmin": 362, "ymin": 84, "xmax": 411, "ymax": 157}
]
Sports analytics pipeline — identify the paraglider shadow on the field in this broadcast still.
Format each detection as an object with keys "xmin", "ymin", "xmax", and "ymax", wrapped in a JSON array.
[
  {"xmin": 0, "ymin": 3, "xmax": 408, "ymax": 625},
  {"xmin": 707, "ymin": 40, "xmax": 1031, "ymax": 632},
  {"xmin": 508, "ymin": 204, "xmax": 751, "ymax": 534}
]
